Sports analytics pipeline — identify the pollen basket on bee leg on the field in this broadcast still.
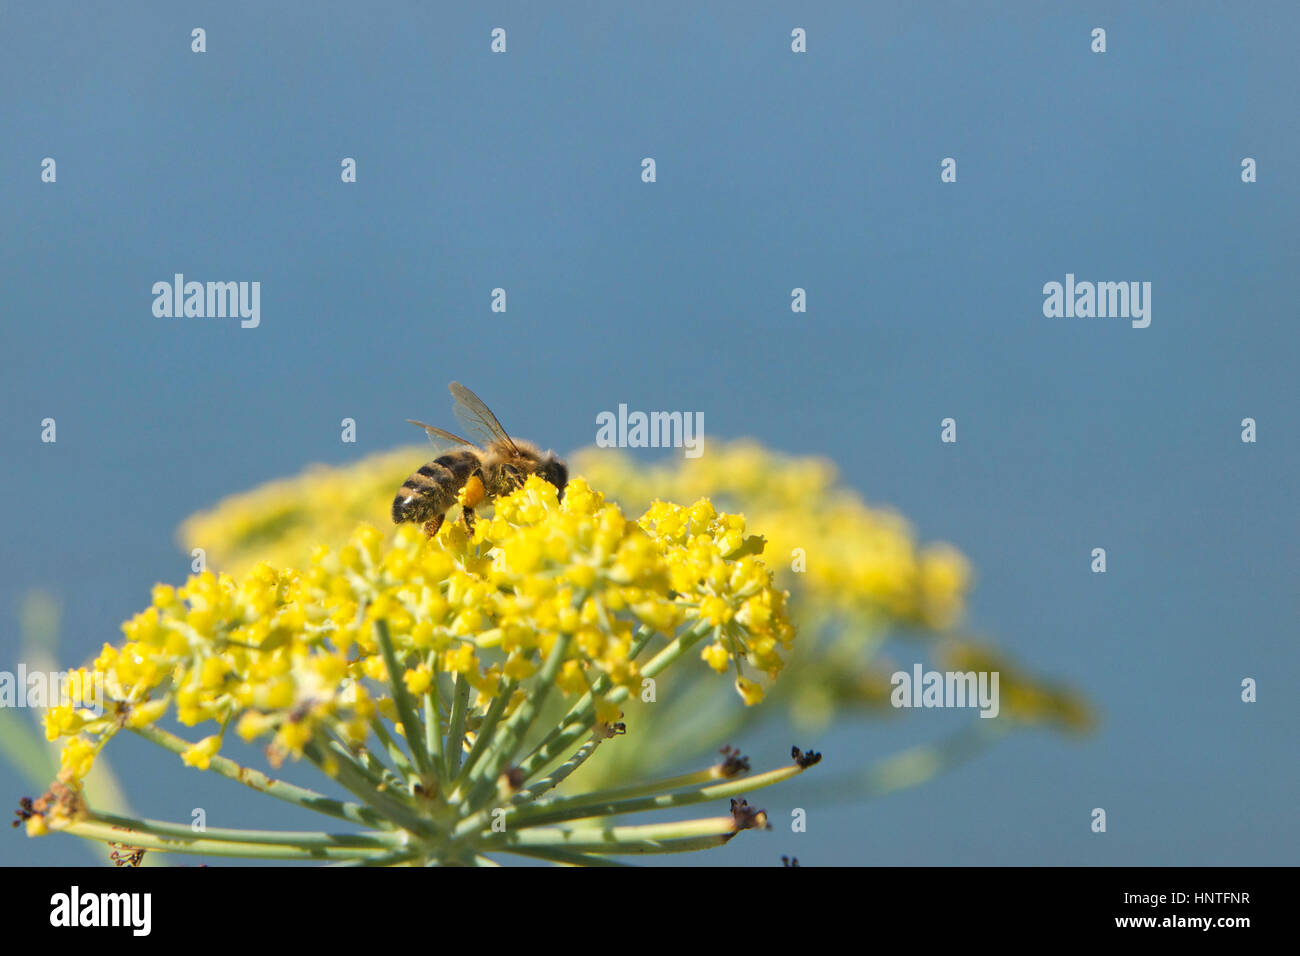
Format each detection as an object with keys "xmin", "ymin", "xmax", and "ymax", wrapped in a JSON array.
[{"xmin": 458, "ymin": 474, "xmax": 487, "ymax": 509}]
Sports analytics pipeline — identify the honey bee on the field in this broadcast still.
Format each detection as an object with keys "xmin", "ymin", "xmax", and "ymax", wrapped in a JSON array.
[{"xmin": 393, "ymin": 382, "xmax": 568, "ymax": 537}]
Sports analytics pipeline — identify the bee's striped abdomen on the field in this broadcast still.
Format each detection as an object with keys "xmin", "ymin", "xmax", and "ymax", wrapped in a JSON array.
[{"xmin": 391, "ymin": 451, "xmax": 478, "ymax": 524}]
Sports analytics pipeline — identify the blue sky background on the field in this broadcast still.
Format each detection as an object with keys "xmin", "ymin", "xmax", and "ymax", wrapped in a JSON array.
[{"xmin": 1, "ymin": 2, "xmax": 1296, "ymax": 866}]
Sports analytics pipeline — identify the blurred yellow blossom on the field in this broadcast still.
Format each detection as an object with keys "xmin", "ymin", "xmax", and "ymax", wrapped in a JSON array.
[
  {"xmin": 178, "ymin": 448, "xmax": 426, "ymax": 579},
  {"xmin": 574, "ymin": 441, "xmax": 971, "ymax": 630}
]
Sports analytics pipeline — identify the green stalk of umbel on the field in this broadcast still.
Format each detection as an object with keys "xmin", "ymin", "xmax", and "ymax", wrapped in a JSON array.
[{"xmin": 50, "ymin": 613, "xmax": 815, "ymax": 865}]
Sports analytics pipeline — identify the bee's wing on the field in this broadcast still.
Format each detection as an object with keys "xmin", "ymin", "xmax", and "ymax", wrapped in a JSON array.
[
  {"xmin": 406, "ymin": 419, "xmax": 481, "ymax": 454},
  {"xmin": 448, "ymin": 382, "xmax": 520, "ymax": 454}
]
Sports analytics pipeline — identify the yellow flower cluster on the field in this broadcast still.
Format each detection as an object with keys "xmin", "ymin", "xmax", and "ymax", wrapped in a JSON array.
[
  {"xmin": 180, "ymin": 442, "xmax": 970, "ymax": 631},
  {"xmin": 573, "ymin": 441, "xmax": 972, "ymax": 629},
  {"xmin": 46, "ymin": 476, "xmax": 793, "ymax": 787}
]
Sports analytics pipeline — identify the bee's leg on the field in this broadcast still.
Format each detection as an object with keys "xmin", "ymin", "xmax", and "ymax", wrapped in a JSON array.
[
  {"xmin": 422, "ymin": 514, "xmax": 445, "ymax": 538},
  {"xmin": 459, "ymin": 470, "xmax": 486, "ymax": 535}
]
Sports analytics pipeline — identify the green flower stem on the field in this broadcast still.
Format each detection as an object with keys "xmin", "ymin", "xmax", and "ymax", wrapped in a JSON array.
[
  {"xmin": 515, "ymin": 620, "xmax": 713, "ymax": 780},
  {"xmin": 511, "ymin": 709, "xmax": 601, "ymax": 782},
  {"xmin": 637, "ymin": 619, "xmax": 717, "ymax": 680},
  {"xmin": 562, "ymin": 766, "xmax": 719, "ymax": 804},
  {"xmin": 373, "ymin": 619, "xmax": 433, "ymax": 778},
  {"xmin": 323, "ymin": 735, "xmax": 398, "ymax": 793},
  {"xmin": 466, "ymin": 632, "xmax": 572, "ymax": 804},
  {"xmin": 302, "ymin": 740, "xmax": 436, "ymax": 838},
  {"xmin": 369, "ymin": 716, "xmax": 415, "ymax": 778},
  {"xmin": 129, "ymin": 723, "xmax": 384, "ymax": 829},
  {"xmin": 619, "ymin": 675, "xmax": 745, "ymax": 774},
  {"xmin": 62, "ymin": 820, "xmax": 399, "ymax": 861},
  {"xmin": 480, "ymin": 816, "xmax": 738, "ymax": 854},
  {"xmin": 444, "ymin": 673, "xmax": 471, "ymax": 779},
  {"xmin": 88, "ymin": 810, "xmax": 404, "ymax": 849},
  {"xmin": 457, "ymin": 762, "xmax": 803, "ymax": 837},
  {"xmin": 522, "ymin": 625, "xmax": 654, "ymax": 763},
  {"xmin": 424, "ymin": 653, "xmax": 444, "ymax": 776},
  {"xmin": 510, "ymin": 736, "xmax": 603, "ymax": 803},
  {"xmin": 448, "ymin": 678, "xmax": 517, "ymax": 799},
  {"xmin": 331, "ymin": 847, "xmax": 423, "ymax": 867},
  {"xmin": 504, "ymin": 845, "xmax": 629, "ymax": 867}
]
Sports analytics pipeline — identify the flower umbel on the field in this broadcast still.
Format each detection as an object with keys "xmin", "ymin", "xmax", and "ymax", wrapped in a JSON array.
[{"xmin": 28, "ymin": 476, "xmax": 814, "ymax": 864}]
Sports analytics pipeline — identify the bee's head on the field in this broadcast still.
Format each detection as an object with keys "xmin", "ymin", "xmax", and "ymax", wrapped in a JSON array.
[{"xmin": 537, "ymin": 453, "xmax": 569, "ymax": 500}]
